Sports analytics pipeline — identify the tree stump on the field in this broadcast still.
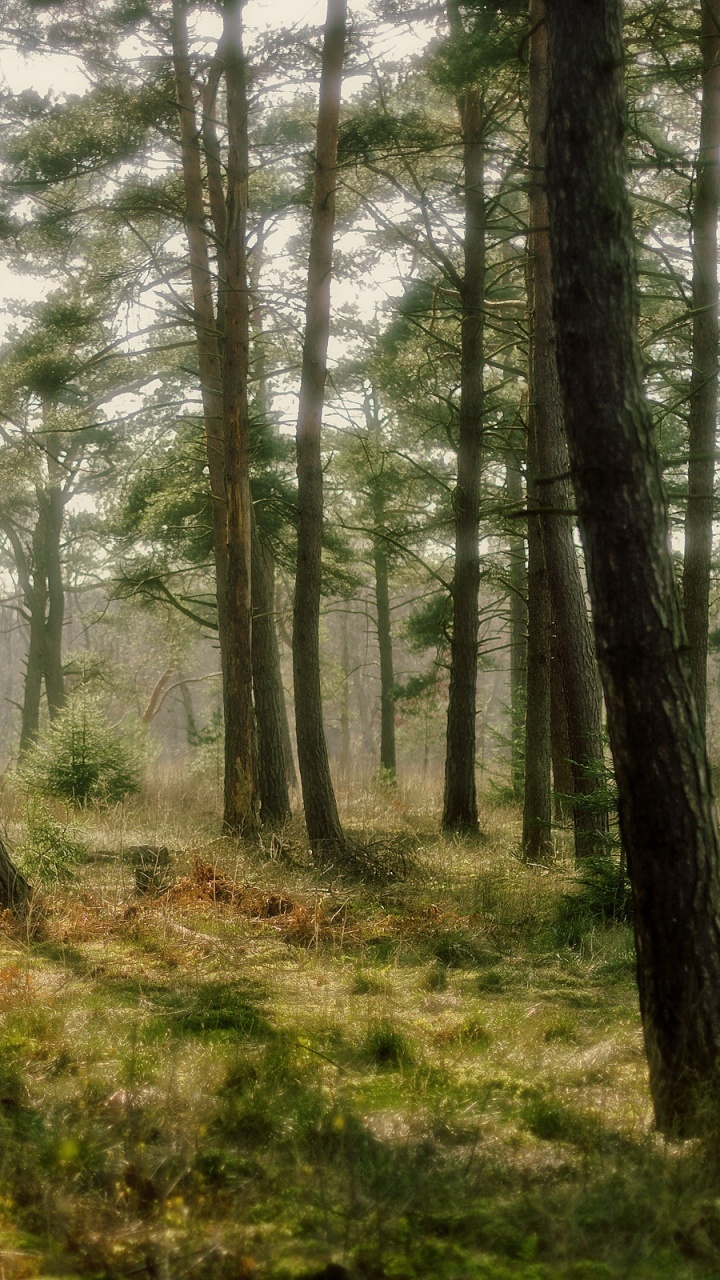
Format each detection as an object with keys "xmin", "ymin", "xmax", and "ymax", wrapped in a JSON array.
[
  {"xmin": 129, "ymin": 846, "xmax": 172, "ymax": 896},
  {"xmin": 0, "ymin": 834, "xmax": 32, "ymax": 914}
]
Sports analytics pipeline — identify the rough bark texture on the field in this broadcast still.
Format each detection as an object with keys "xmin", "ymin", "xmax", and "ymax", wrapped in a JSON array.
[
  {"xmin": 522, "ymin": 435, "xmax": 554, "ymax": 862},
  {"xmin": 549, "ymin": 623, "xmax": 573, "ymax": 817},
  {"xmin": 528, "ymin": 0, "xmax": 608, "ymax": 858},
  {"xmin": 442, "ymin": 85, "xmax": 485, "ymax": 833},
  {"xmin": 292, "ymin": 0, "xmax": 347, "ymax": 854},
  {"xmin": 0, "ymin": 835, "xmax": 31, "ymax": 915},
  {"xmin": 251, "ymin": 518, "xmax": 292, "ymax": 826},
  {"xmin": 374, "ymin": 537, "xmax": 397, "ymax": 778},
  {"xmin": 682, "ymin": 0, "xmax": 720, "ymax": 731},
  {"xmin": 506, "ymin": 438, "xmax": 527, "ymax": 801},
  {"xmin": 221, "ymin": 0, "xmax": 256, "ymax": 834},
  {"xmin": 171, "ymin": 0, "xmax": 228, "ymax": 647},
  {"xmin": 546, "ymin": 0, "xmax": 720, "ymax": 1136}
]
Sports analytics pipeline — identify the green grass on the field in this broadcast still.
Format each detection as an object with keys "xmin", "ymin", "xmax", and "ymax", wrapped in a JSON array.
[{"xmin": 0, "ymin": 781, "xmax": 715, "ymax": 1279}]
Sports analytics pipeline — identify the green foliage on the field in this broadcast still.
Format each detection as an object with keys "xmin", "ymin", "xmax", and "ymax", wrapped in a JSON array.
[
  {"xmin": 363, "ymin": 1020, "xmax": 414, "ymax": 1068},
  {"xmin": 17, "ymin": 799, "xmax": 87, "ymax": 884},
  {"xmin": 20, "ymin": 688, "xmax": 145, "ymax": 805},
  {"xmin": 554, "ymin": 857, "xmax": 634, "ymax": 949}
]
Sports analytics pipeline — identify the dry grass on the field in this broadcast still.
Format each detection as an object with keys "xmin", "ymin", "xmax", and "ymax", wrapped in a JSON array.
[{"xmin": 0, "ymin": 772, "xmax": 713, "ymax": 1279}]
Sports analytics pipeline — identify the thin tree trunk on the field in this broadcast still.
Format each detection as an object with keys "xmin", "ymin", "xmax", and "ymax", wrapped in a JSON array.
[
  {"xmin": 42, "ymin": 484, "xmax": 66, "ymax": 719},
  {"xmin": 20, "ymin": 506, "xmax": 48, "ymax": 754},
  {"xmin": 522, "ymin": 443, "xmax": 553, "ymax": 862},
  {"xmin": 528, "ymin": 0, "xmax": 608, "ymax": 859},
  {"xmin": 373, "ymin": 540, "xmax": 397, "ymax": 778},
  {"xmin": 506, "ymin": 435, "xmax": 526, "ymax": 801},
  {"xmin": 682, "ymin": 0, "xmax": 720, "ymax": 732},
  {"xmin": 251, "ymin": 518, "xmax": 292, "ymax": 825},
  {"xmin": 442, "ymin": 78, "xmax": 485, "ymax": 833},
  {"xmin": 340, "ymin": 612, "xmax": 351, "ymax": 786},
  {"xmin": 546, "ymin": 0, "xmax": 720, "ymax": 1137},
  {"xmin": 292, "ymin": 0, "xmax": 347, "ymax": 854},
  {"xmin": 221, "ymin": 0, "xmax": 256, "ymax": 834}
]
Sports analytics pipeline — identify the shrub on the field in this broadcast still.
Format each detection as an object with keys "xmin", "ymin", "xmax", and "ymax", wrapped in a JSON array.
[
  {"xmin": 20, "ymin": 689, "xmax": 145, "ymax": 805},
  {"xmin": 17, "ymin": 799, "xmax": 87, "ymax": 884}
]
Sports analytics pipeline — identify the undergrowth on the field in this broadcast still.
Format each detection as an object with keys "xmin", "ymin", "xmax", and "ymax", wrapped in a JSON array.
[{"xmin": 0, "ymin": 776, "xmax": 713, "ymax": 1280}]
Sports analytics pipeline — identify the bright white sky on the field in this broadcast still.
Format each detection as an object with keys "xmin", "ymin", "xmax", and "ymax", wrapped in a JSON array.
[{"xmin": 0, "ymin": 3, "xmax": 436, "ymax": 341}]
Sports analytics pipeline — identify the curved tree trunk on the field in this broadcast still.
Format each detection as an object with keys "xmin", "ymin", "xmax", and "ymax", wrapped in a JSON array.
[
  {"xmin": 546, "ymin": 0, "xmax": 720, "ymax": 1137},
  {"xmin": 682, "ymin": 0, "xmax": 720, "ymax": 733},
  {"xmin": 528, "ymin": 0, "xmax": 608, "ymax": 859},
  {"xmin": 292, "ymin": 0, "xmax": 347, "ymax": 854}
]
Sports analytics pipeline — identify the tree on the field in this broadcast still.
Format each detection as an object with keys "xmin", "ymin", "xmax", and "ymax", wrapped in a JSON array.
[
  {"xmin": 546, "ymin": 0, "xmax": 720, "ymax": 1137},
  {"xmin": 441, "ymin": 1, "xmax": 485, "ymax": 834},
  {"xmin": 682, "ymin": 0, "xmax": 720, "ymax": 731},
  {"xmin": 526, "ymin": 0, "xmax": 608, "ymax": 859},
  {"xmin": 293, "ymin": 0, "xmax": 347, "ymax": 854}
]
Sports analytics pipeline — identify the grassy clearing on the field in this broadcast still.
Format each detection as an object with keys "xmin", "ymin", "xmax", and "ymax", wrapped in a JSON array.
[{"xmin": 0, "ymin": 779, "xmax": 717, "ymax": 1279}]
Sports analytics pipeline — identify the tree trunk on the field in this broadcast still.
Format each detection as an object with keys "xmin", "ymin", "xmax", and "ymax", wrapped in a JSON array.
[
  {"xmin": 442, "ymin": 85, "xmax": 485, "ymax": 833},
  {"xmin": 251, "ymin": 517, "xmax": 292, "ymax": 825},
  {"xmin": 221, "ymin": 0, "xmax": 256, "ymax": 834},
  {"xmin": 549, "ymin": 623, "xmax": 573, "ymax": 818},
  {"xmin": 42, "ymin": 484, "xmax": 66, "ymax": 719},
  {"xmin": 506, "ymin": 435, "xmax": 526, "ymax": 801},
  {"xmin": 682, "ymin": 0, "xmax": 720, "ymax": 732},
  {"xmin": 340, "ymin": 612, "xmax": 351, "ymax": 786},
  {"xmin": 546, "ymin": 0, "xmax": 720, "ymax": 1137},
  {"xmin": 0, "ymin": 834, "xmax": 31, "ymax": 915},
  {"xmin": 20, "ymin": 505, "xmax": 48, "ymax": 755},
  {"xmin": 171, "ymin": 0, "xmax": 229, "ymax": 683},
  {"xmin": 292, "ymin": 0, "xmax": 347, "ymax": 855},
  {"xmin": 522, "ymin": 442, "xmax": 554, "ymax": 862},
  {"xmin": 528, "ymin": 0, "xmax": 608, "ymax": 859}
]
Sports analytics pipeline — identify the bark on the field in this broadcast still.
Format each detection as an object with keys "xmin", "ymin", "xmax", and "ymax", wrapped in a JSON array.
[
  {"xmin": 41, "ymin": 484, "xmax": 66, "ymax": 719},
  {"xmin": 374, "ymin": 538, "xmax": 397, "ymax": 778},
  {"xmin": 549, "ymin": 624, "xmax": 573, "ymax": 817},
  {"xmin": 221, "ymin": 0, "xmax": 256, "ymax": 834},
  {"xmin": 340, "ymin": 612, "xmax": 351, "ymax": 785},
  {"xmin": 20, "ymin": 505, "xmax": 48, "ymax": 754},
  {"xmin": 682, "ymin": 0, "xmax": 720, "ymax": 732},
  {"xmin": 522, "ymin": 439, "xmax": 554, "ymax": 862},
  {"xmin": 251, "ymin": 517, "xmax": 292, "ymax": 825},
  {"xmin": 528, "ymin": 0, "xmax": 608, "ymax": 858},
  {"xmin": 442, "ymin": 85, "xmax": 485, "ymax": 833},
  {"xmin": 546, "ymin": 0, "xmax": 720, "ymax": 1137},
  {"xmin": 506, "ymin": 437, "xmax": 526, "ymax": 801},
  {"xmin": 171, "ymin": 0, "xmax": 228, "ymax": 646},
  {"xmin": 0, "ymin": 834, "xmax": 31, "ymax": 915},
  {"xmin": 292, "ymin": 0, "xmax": 347, "ymax": 854}
]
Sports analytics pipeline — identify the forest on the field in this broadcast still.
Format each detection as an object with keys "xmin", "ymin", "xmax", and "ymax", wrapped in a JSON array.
[{"xmin": 0, "ymin": 0, "xmax": 720, "ymax": 1276}]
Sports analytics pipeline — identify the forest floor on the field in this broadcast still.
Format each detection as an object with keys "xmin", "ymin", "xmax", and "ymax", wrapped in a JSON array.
[{"xmin": 0, "ymin": 776, "xmax": 718, "ymax": 1280}]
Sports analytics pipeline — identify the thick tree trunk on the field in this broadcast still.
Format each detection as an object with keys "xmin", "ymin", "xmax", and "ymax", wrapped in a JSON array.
[
  {"xmin": 251, "ymin": 518, "xmax": 292, "ymax": 825},
  {"xmin": 0, "ymin": 835, "xmax": 31, "ymax": 915},
  {"xmin": 528, "ymin": 0, "xmax": 608, "ymax": 859},
  {"xmin": 292, "ymin": 0, "xmax": 347, "ymax": 854},
  {"xmin": 221, "ymin": 0, "xmax": 256, "ymax": 834},
  {"xmin": 522, "ymin": 443, "xmax": 553, "ymax": 862},
  {"xmin": 549, "ymin": 624, "xmax": 573, "ymax": 818},
  {"xmin": 546, "ymin": 0, "xmax": 720, "ymax": 1137},
  {"xmin": 682, "ymin": 0, "xmax": 720, "ymax": 732},
  {"xmin": 442, "ymin": 86, "xmax": 485, "ymax": 833},
  {"xmin": 506, "ymin": 438, "xmax": 526, "ymax": 801},
  {"xmin": 171, "ymin": 0, "xmax": 228, "ymax": 670}
]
